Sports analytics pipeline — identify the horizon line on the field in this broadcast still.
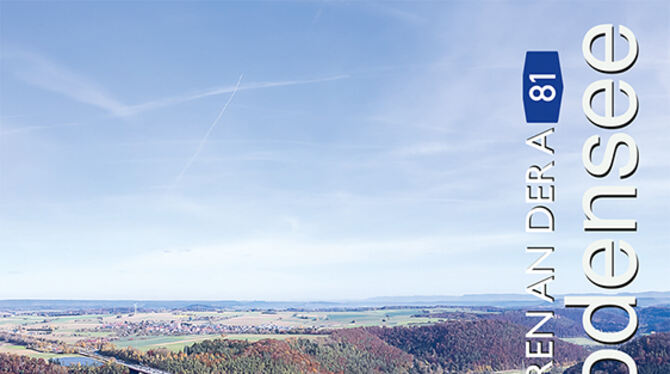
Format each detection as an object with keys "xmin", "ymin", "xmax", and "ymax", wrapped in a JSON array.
[{"xmin": 2, "ymin": 290, "xmax": 669, "ymax": 303}]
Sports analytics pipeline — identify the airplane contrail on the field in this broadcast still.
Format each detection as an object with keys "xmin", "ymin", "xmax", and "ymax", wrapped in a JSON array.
[
  {"xmin": 125, "ymin": 74, "xmax": 348, "ymax": 115},
  {"xmin": 172, "ymin": 73, "xmax": 244, "ymax": 187}
]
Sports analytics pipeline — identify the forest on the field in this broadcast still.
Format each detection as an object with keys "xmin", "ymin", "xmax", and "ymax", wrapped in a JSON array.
[
  {"xmin": 3, "ymin": 315, "xmax": 670, "ymax": 373},
  {"xmin": 95, "ymin": 319, "xmax": 586, "ymax": 373},
  {"xmin": 564, "ymin": 332, "xmax": 670, "ymax": 374}
]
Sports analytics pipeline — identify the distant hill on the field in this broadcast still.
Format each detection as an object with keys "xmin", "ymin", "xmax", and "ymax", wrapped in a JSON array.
[{"xmin": 2, "ymin": 291, "xmax": 669, "ymax": 312}]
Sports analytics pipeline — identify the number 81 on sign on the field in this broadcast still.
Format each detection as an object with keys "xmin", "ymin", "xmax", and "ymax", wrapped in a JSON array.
[{"xmin": 523, "ymin": 51, "xmax": 564, "ymax": 123}]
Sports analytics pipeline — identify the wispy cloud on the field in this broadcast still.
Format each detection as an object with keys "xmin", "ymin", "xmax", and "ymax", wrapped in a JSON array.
[
  {"xmin": 8, "ymin": 50, "xmax": 129, "ymax": 116},
  {"xmin": 0, "ymin": 122, "xmax": 82, "ymax": 136},
  {"xmin": 364, "ymin": 3, "xmax": 425, "ymax": 25},
  {"xmin": 6, "ymin": 49, "xmax": 348, "ymax": 117},
  {"xmin": 122, "ymin": 74, "xmax": 348, "ymax": 116}
]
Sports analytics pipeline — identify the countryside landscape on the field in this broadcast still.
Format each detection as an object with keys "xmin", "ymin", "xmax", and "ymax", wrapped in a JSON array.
[
  {"xmin": 1, "ymin": 293, "xmax": 670, "ymax": 373},
  {"xmin": 3, "ymin": 1, "xmax": 670, "ymax": 373}
]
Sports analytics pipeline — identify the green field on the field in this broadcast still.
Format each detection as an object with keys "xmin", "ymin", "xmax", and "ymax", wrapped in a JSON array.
[
  {"xmin": 0, "ymin": 342, "xmax": 81, "ymax": 359},
  {"xmin": 115, "ymin": 335, "xmax": 222, "ymax": 351},
  {"xmin": 324, "ymin": 308, "xmax": 449, "ymax": 327}
]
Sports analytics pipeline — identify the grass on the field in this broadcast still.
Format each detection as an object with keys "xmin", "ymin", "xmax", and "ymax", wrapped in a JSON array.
[
  {"xmin": 323, "ymin": 309, "xmax": 439, "ymax": 327},
  {"xmin": 115, "ymin": 334, "xmax": 223, "ymax": 352},
  {"xmin": 396, "ymin": 317, "xmax": 444, "ymax": 326},
  {"xmin": 0, "ymin": 342, "xmax": 81, "ymax": 359}
]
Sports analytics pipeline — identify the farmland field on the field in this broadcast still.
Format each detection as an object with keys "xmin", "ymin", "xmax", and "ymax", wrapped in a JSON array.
[
  {"xmin": 114, "ymin": 334, "xmax": 223, "ymax": 351},
  {"xmin": 0, "ymin": 342, "xmax": 81, "ymax": 360},
  {"xmin": 0, "ymin": 307, "xmax": 456, "ymax": 352}
]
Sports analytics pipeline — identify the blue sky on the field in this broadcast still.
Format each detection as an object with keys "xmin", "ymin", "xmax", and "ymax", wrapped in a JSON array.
[{"xmin": 0, "ymin": 1, "xmax": 668, "ymax": 300}]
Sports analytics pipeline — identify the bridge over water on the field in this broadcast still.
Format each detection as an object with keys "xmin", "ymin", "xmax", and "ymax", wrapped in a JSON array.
[{"xmin": 77, "ymin": 350, "xmax": 172, "ymax": 374}]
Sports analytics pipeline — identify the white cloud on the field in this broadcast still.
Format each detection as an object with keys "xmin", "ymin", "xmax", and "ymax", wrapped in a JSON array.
[{"xmin": 10, "ymin": 50, "xmax": 129, "ymax": 116}]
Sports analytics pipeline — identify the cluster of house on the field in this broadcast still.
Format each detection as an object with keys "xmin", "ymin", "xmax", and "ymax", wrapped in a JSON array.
[{"xmin": 87, "ymin": 320, "xmax": 294, "ymax": 337}]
